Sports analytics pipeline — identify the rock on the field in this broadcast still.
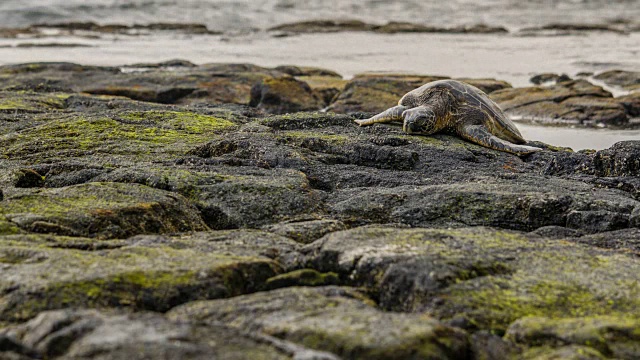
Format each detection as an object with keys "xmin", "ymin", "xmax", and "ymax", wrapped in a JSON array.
[
  {"xmin": 328, "ymin": 175, "xmax": 637, "ymax": 232},
  {"xmin": 490, "ymin": 80, "xmax": 629, "ymax": 126},
  {"xmin": 168, "ymin": 286, "xmax": 471, "ymax": 359},
  {"xmin": 593, "ymin": 141, "xmax": 640, "ymax": 177},
  {"xmin": 0, "ymin": 309, "xmax": 302, "ymax": 359},
  {"xmin": 261, "ymin": 219, "xmax": 347, "ymax": 244},
  {"xmin": 521, "ymin": 345, "xmax": 606, "ymax": 359},
  {"xmin": 268, "ymin": 19, "xmax": 375, "ymax": 34},
  {"xmin": 11, "ymin": 169, "xmax": 44, "ymax": 188},
  {"xmin": 298, "ymin": 226, "xmax": 640, "ymax": 333},
  {"xmin": 519, "ymin": 23, "xmax": 628, "ymax": 35},
  {"xmin": 572, "ymin": 228, "xmax": 640, "ymax": 254},
  {"xmin": 0, "ymin": 62, "xmax": 276, "ymax": 109},
  {"xmin": 274, "ymin": 65, "xmax": 342, "ymax": 78},
  {"xmin": 530, "ymin": 73, "xmax": 572, "ymax": 85},
  {"xmin": 0, "ymin": 230, "xmax": 293, "ymax": 322},
  {"xmin": 470, "ymin": 331, "xmax": 521, "ymax": 360},
  {"xmin": 616, "ymin": 92, "xmax": 640, "ymax": 117},
  {"xmin": 250, "ymin": 76, "xmax": 325, "ymax": 114},
  {"xmin": 593, "ymin": 70, "xmax": 640, "ymax": 91},
  {"xmin": 32, "ymin": 21, "xmax": 220, "ymax": 35},
  {"xmin": 296, "ymin": 75, "xmax": 348, "ymax": 106},
  {"xmin": 329, "ymin": 74, "xmax": 510, "ymax": 114},
  {"xmin": 264, "ymin": 269, "xmax": 340, "ymax": 290},
  {"xmin": 530, "ymin": 225, "xmax": 582, "ymax": 238},
  {"xmin": 373, "ymin": 22, "xmax": 508, "ymax": 34},
  {"xmin": 268, "ymin": 20, "xmax": 507, "ymax": 35},
  {"xmin": 506, "ymin": 316, "xmax": 640, "ymax": 359},
  {"xmin": 455, "ymin": 78, "xmax": 513, "ymax": 94},
  {"xmin": 328, "ymin": 74, "xmax": 449, "ymax": 113},
  {"xmin": 0, "ymin": 91, "xmax": 70, "ymax": 113},
  {"xmin": 3, "ymin": 60, "xmax": 640, "ymax": 358},
  {"xmin": 0, "ymin": 182, "xmax": 208, "ymax": 239},
  {"xmin": 372, "ymin": 21, "xmax": 439, "ymax": 33}
]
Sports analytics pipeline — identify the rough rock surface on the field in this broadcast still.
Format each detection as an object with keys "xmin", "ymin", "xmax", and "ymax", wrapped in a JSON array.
[
  {"xmin": 490, "ymin": 80, "xmax": 634, "ymax": 126},
  {"xmin": 1, "ymin": 61, "xmax": 640, "ymax": 359},
  {"xmin": 1, "ymin": 308, "xmax": 324, "ymax": 359},
  {"xmin": 169, "ymin": 286, "xmax": 471, "ymax": 359},
  {"xmin": 593, "ymin": 70, "xmax": 640, "ymax": 91},
  {"xmin": 329, "ymin": 73, "xmax": 511, "ymax": 114},
  {"xmin": 268, "ymin": 19, "xmax": 508, "ymax": 35}
]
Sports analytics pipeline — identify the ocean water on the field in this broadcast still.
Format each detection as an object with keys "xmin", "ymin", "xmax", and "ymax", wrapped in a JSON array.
[
  {"xmin": 0, "ymin": 0, "xmax": 639, "ymax": 149},
  {"xmin": 0, "ymin": 0, "xmax": 639, "ymax": 31}
]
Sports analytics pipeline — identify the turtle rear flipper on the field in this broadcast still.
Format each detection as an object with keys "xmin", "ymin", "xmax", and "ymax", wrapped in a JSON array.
[
  {"xmin": 355, "ymin": 105, "xmax": 407, "ymax": 126},
  {"xmin": 459, "ymin": 124, "xmax": 542, "ymax": 156}
]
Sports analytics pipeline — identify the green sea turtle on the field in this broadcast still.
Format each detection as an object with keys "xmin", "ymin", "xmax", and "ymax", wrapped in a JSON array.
[{"xmin": 354, "ymin": 79, "xmax": 541, "ymax": 155}]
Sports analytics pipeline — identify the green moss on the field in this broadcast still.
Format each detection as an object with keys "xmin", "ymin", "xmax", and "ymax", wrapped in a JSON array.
[
  {"xmin": 0, "ymin": 217, "xmax": 21, "ymax": 235},
  {"xmin": 0, "ymin": 91, "xmax": 70, "ymax": 112},
  {"xmin": 265, "ymin": 269, "xmax": 340, "ymax": 290},
  {"xmin": 280, "ymin": 131, "xmax": 350, "ymax": 144},
  {"xmin": 118, "ymin": 110, "xmax": 234, "ymax": 133},
  {"xmin": 0, "ymin": 182, "xmax": 208, "ymax": 239},
  {"xmin": 1, "ymin": 241, "xmax": 281, "ymax": 322},
  {"xmin": 11, "ymin": 269, "xmax": 201, "ymax": 320},
  {"xmin": 1, "ymin": 109, "xmax": 235, "ymax": 158}
]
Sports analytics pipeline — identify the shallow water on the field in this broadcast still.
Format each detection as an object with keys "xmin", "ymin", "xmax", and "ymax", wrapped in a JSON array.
[
  {"xmin": 519, "ymin": 124, "xmax": 640, "ymax": 151},
  {"xmin": 1, "ymin": 0, "xmax": 639, "ymax": 31},
  {"xmin": 0, "ymin": 1, "xmax": 638, "ymax": 149}
]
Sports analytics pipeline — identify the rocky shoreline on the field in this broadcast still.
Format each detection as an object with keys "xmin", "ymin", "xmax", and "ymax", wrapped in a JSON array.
[{"xmin": 1, "ymin": 61, "xmax": 640, "ymax": 359}]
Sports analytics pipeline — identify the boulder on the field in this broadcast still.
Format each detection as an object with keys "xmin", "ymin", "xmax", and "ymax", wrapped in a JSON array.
[
  {"xmin": 490, "ymin": 80, "xmax": 630, "ymax": 126},
  {"xmin": 169, "ymin": 286, "xmax": 471, "ymax": 359}
]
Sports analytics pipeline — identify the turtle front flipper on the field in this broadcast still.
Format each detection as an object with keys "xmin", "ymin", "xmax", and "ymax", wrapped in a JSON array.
[
  {"xmin": 458, "ymin": 124, "xmax": 542, "ymax": 156},
  {"xmin": 355, "ymin": 105, "xmax": 408, "ymax": 126}
]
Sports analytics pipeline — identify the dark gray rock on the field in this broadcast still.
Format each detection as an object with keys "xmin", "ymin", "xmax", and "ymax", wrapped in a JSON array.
[
  {"xmin": 1, "ymin": 309, "xmax": 305, "ymax": 359},
  {"xmin": 297, "ymin": 226, "xmax": 640, "ymax": 333},
  {"xmin": 169, "ymin": 286, "xmax": 471, "ymax": 359},
  {"xmin": 530, "ymin": 73, "xmax": 572, "ymax": 85},
  {"xmin": 593, "ymin": 141, "xmax": 640, "ymax": 177}
]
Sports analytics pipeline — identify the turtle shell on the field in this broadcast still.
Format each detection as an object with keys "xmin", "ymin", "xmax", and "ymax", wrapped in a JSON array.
[{"xmin": 400, "ymin": 79, "xmax": 524, "ymax": 142}]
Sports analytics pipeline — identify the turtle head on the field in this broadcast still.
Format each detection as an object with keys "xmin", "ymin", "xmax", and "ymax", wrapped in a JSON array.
[{"xmin": 402, "ymin": 107, "xmax": 437, "ymax": 134}]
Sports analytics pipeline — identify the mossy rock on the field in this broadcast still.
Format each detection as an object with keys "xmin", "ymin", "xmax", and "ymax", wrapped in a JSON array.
[
  {"xmin": 0, "ymin": 109, "xmax": 235, "ymax": 161},
  {"xmin": 261, "ymin": 219, "xmax": 347, "ymax": 244},
  {"xmin": 593, "ymin": 70, "xmax": 640, "ymax": 91},
  {"xmin": 328, "ymin": 176, "xmax": 638, "ymax": 233},
  {"xmin": 250, "ymin": 76, "xmax": 325, "ymax": 114},
  {"xmin": 0, "ymin": 182, "xmax": 208, "ymax": 239},
  {"xmin": 328, "ymin": 74, "xmax": 448, "ymax": 114},
  {"xmin": 520, "ymin": 345, "xmax": 606, "ymax": 360},
  {"xmin": 0, "ymin": 229, "xmax": 296, "ymax": 322},
  {"xmin": 299, "ymin": 226, "xmax": 640, "ymax": 334},
  {"xmin": 489, "ymin": 80, "xmax": 627, "ymax": 126},
  {"xmin": 2, "ymin": 309, "xmax": 296, "ymax": 359},
  {"xmin": 506, "ymin": 316, "xmax": 640, "ymax": 359},
  {"xmin": 169, "ymin": 286, "xmax": 470, "ymax": 359},
  {"xmin": 0, "ymin": 91, "xmax": 70, "ymax": 113},
  {"xmin": 265, "ymin": 269, "xmax": 340, "ymax": 290}
]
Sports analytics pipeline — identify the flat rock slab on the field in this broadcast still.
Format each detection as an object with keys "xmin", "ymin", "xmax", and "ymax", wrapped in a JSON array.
[
  {"xmin": 507, "ymin": 316, "xmax": 640, "ymax": 359},
  {"xmin": 329, "ymin": 73, "xmax": 511, "ymax": 114},
  {"xmin": 0, "ymin": 309, "xmax": 308, "ymax": 360},
  {"xmin": 0, "ymin": 182, "xmax": 208, "ymax": 239},
  {"xmin": 490, "ymin": 80, "xmax": 633, "ymax": 126},
  {"xmin": 169, "ymin": 286, "xmax": 470, "ymax": 360},
  {"xmin": 0, "ymin": 230, "xmax": 296, "ymax": 322},
  {"xmin": 299, "ymin": 226, "xmax": 640, "ymax": 335},
  {"xmin": 0, "ymin": 63, "xmax": 340, "ymax": 114},
  {"xmin": 593, "ymin": 70, "xmax": 640, "ymax": 91},
  {"xmin": 328, "ymin": 175, "xmax": 639, "ymax": 233}
]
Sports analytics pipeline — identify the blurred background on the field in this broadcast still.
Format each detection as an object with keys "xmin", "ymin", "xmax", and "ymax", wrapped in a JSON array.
[{"xmin": 0, "ymin": 0, "xmax": 638, "ymax": 148}]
